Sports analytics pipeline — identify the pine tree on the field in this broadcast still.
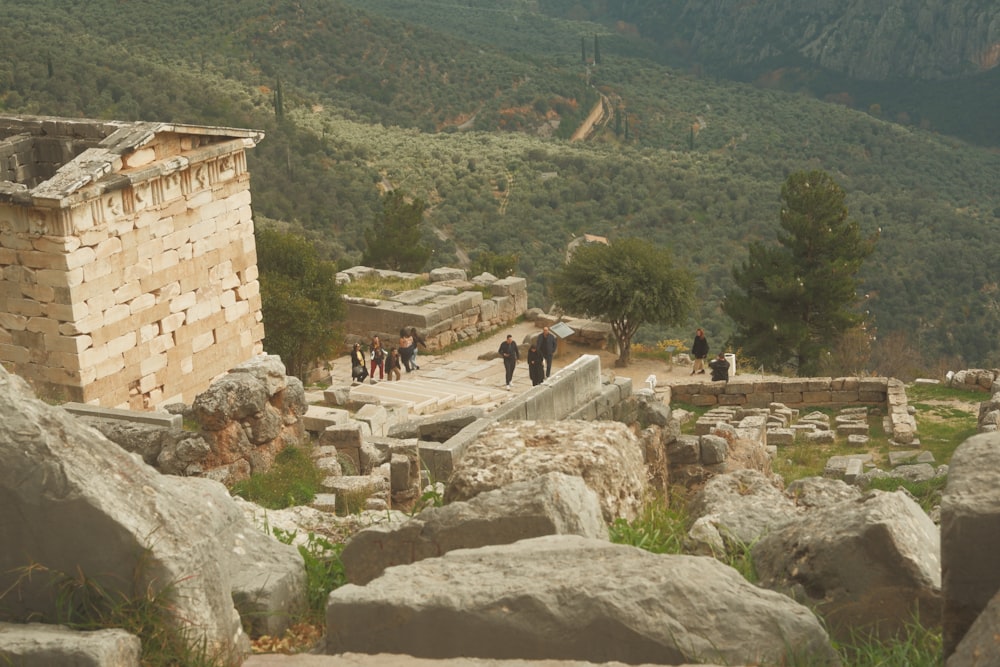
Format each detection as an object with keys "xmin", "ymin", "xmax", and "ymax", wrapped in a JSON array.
[{"xmin": 723, "ymin": 171, "xmax": 877, "ymax": 375}]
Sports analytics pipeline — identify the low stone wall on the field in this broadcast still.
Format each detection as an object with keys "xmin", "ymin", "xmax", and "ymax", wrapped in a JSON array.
[
  {"xmin": 338, "ymin": 267, "xmax": 527, "ymax": 351},
  {"xmin": 669, "ymin": 376, "xmax": 917, "ymax": 446},
  {"xmin": 670, "ymin": 376, "xmax": 890, "ymax": 408}
]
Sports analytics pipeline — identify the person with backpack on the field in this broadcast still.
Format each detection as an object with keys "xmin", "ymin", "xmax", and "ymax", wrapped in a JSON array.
[{"xmin": 350, "ymin": 343, "xmax": 368, "ymax": 383}]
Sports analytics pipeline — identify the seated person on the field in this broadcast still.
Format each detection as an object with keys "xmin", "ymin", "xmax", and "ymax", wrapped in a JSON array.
[{"xmin": 708, "ymin": 352, "xmax": 730, "ymax": 382}]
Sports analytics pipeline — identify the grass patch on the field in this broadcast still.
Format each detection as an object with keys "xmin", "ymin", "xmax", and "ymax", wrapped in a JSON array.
[
  {"xmin": 608, "ymin": 494, "xmax": 687, "ymax": 554},
  {"xmin": 341, "ymin": 274, "xmax": 427, "ymax": 299},
  {"xmin": 832, "ymin": 615, "xmax": 942, "ymax": 667},
  {"xmin": 1, "ymin": 557, "xmax": 232, "ymax": 667},
  {"xmin": 867, "ymin": 475, "xmax": 948, "ymax": 513},
  {"xmin": 230, "ymin": 445, "xmax": 325, "ymax": 510}
]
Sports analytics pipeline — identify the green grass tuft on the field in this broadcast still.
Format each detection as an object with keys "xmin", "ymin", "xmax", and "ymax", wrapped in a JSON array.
[{"xmin": 230, "ymin": 445, "xmax": 325, "ymax": 510}]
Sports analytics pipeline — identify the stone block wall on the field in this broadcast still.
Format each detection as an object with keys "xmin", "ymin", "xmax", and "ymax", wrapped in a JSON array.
[
  {"xmin": 340, "ymin": 268, "xmax": 527, "ymax": 350},
  {"xmin": 669, "ymin": 376, "xmax": 917, "ymax": 446},
  {"xmin": 670, "ymin": 377, "xmax": 890, "ymax": 408},
  {"xmin": 0, "ymin": 116, "xmax": 265, "ymax": 409}
]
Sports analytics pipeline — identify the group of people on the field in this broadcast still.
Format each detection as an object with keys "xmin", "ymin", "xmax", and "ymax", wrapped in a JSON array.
[
  {"xmin": 691, "ymin": 328, "xmax": 730, "ymax": 382},
  {"xmin": 350, "ymin": 327, "xmax": 426, "ymax": 384},
  {"xmin": 498, "ymin": 326, "xmax": 558, "ymax": 389}
]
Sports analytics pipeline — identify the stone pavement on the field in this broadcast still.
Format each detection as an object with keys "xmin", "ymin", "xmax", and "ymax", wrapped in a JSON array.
[{"xmin": 323, "ymin": 321, "xmax": 548, "ymax": 416}]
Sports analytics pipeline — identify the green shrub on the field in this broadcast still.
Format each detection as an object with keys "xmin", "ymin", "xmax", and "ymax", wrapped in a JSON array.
[
  {"xmin": 272, "ymin": 529, "xmax": 347, "ymax": 624},
  {"xmin": 230, "ymin": 445, "xmax": 324, "ymax": 509}
]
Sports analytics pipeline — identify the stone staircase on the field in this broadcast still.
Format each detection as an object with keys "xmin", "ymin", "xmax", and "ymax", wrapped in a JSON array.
[{"xmin": 347, "ymin": 358, "xmax": 518, "ymax": 415}]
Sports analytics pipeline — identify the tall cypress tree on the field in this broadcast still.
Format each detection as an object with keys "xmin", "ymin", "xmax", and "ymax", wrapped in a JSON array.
[
  {"xmin": 723, "ymin": 170, "xmax": 877, "ymax": 375},
  {"xmin": 362, "ymin": 191, "xmax": 432, "ymax": 272},
  {"xmin": 593, "ymin": 34, "xmax": 601, "ymax": 64},
  {"xmin": 581, "ymin": 36, "xmax": 587, "ymax": 64}
]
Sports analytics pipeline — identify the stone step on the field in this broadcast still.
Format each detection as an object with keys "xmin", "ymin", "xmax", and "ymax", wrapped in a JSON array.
[{"xmin": 350, "ymin": 372, "xmax": 513, "ymax": 415}]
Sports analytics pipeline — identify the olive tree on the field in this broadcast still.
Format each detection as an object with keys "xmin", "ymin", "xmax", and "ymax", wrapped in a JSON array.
[{"xmin": 552, "ymin": 237, "xmax": 694, "ymax": 366}]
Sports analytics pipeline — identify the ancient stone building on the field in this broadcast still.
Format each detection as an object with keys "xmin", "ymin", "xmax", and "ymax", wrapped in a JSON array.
[{"xmin": 0, "ymin": 115, "xmax": 265, "ymax": 408}]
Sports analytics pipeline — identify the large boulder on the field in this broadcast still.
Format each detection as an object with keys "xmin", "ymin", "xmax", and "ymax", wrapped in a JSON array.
[
  {"xmin": 687, "ymin": 469, "xmax": 795, "ymax": 551},
  {"xmin": 753, "ymin": 489, "xmax": 941, "ymax": 643},
  {"xmin": 326, "ymin": 535, "xmax": 838, "ymax": 665},
  {"xmin": 445, "ymin": 420, "xmax": 646, "ymax": 522},
  {"xmin": 942, "ymin": 432, "xmax": 1000, "ymax": 658},
  {"xmin": 342, "ymin": 472, "xmax": 607, "ymax": 584},
  {"xmin": 948, "ymin": 587, "xmax": 1000, "ymax": 667},
  {"xmin": 0, "ymin": 366, "xmax": 304, "ymax": 660}
]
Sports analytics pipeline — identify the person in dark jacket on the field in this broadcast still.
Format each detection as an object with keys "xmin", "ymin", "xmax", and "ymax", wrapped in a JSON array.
[
  {"xmin": 384, "ymin": 348, "xmax": 402, "ymax": 381},
  {"xmin": 498, "ymin": 334, "xmax": 519, "ymax": 389},
  {"xmin": 691, "ymin": 328, "xmax": 709, "ymax": 375},
  {"xmin": 537, "ymin": 326, "xmax": 558, "ymax": 378},
  {"xmin": 527, "ymin": 343, "xmax": 545, "ymax": 386},
  {"xmin": 709, "ymin": 352, "xmax": 730, "ymax": 382},
  {"xmin": 398, "ymin": 328, "xmax": 414, "ymax": 372}
]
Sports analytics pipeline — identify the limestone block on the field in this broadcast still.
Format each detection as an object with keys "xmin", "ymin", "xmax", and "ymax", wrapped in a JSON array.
[
  {"xmin": 26, "ymin": 316, "xmax": 60, "ymax": 337},
  {"xmin": 768, "ymin": 428, "xmax": 795, "ymax": 445},
  {"xmin": 0, "ymin": 622, "xmax": 141, "ymax": 666},
  {"xmin": 106, "ymin": 332, "xmax": 137, "ymax": 358},
  {"xmin": 36, "ymin": 267, "xmax": 83, "ymax": 289},
  {"xmin": 806, "ymin": 430, "xmax": 836, "ymax": 445},
  {"xmin": 94, "ymin": 354, "xmax": 125, "ymax": 381}
]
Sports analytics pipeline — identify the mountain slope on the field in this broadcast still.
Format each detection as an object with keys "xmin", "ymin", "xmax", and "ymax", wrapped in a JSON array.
[{"xmin": 1, "ymin": 0, "xmax": 999, "ymax": 368}]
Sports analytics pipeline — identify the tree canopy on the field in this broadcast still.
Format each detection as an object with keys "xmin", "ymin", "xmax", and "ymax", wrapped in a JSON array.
[
  {"xmin": 724, "ymin": 170, "xmax": 877, "ymax": 375},
  {"xmin": 256, "ymin": 227, "xmax": 345, "ymax": 380},
  {"xmin": 362, "ymin": 191, "xmax": 432, "ymax": 272},
  {"xmin": 552, "ymin": 238, "xmax": 694, "ymax": 366}
]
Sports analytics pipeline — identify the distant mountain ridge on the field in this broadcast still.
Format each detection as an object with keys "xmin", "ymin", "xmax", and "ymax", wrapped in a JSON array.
[
  {"xmin": 545, "ymin": 0, "xmax": 1000, "ymax": 81},
  {"xmin": 683, "ymin": 0, "xmax": 1000, "ymax": 81}
]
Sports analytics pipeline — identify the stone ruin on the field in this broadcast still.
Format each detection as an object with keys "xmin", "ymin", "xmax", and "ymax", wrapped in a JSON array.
[
  {"xmin": 5, "ymin": 348, "xmax": 1000, "ymax": 664},
  {"xmin": 338, "ymin": 266, "xmax": 527, "ymax": 353},
  {"xmin": 0, "ymin": 114, "xmax": 265, "ymax": 409}
]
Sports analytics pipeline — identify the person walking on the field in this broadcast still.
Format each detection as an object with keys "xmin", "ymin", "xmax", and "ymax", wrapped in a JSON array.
[
  {"xmin": 369, "ymin": 335, "xmax": 385, "ymax": 382},
  {"xmin": 527, "ymin": 342, "xmax": 545, "ymax": 386},
  {"xmin": 537, "ymin": 326, "xmax": 558, "ymax": 378},
  {"xmin": 691, "ymin": 328, "xmax": 709, "ymax": 375},
  {"xmin": 408, "ymin": 327, "xmax": 427, "ymax": 370},
  {"xmin": 709, "ymin": 352, "xmax": 730, "ymax": 382},
  {"xmin": 498, "ymin": 334, "xmax": 519, "ymax": 389},
  {"xmin": 350, "ymin": 343, "xmax": 368, "ymax": 383},
  {"xmin": 384, "ymin": 348, "xmax": 402, "ymax": 381},
  {"xmin": 398, "ymin": 328, "xmax": 414, "ymax": 372}
]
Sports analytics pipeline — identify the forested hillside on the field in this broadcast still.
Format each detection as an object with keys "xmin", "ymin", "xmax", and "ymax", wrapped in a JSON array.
[{"xmin": 1, "ymin": 0, "xmax": 999, "ymax": 369}]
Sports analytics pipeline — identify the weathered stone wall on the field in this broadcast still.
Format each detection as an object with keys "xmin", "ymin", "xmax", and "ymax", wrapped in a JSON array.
[
  {"xmin": 670, "ymin": 376, "xmax": 890, "ymax": 409},
  {"xmin": 338, "ymin": 267, "xmax": 527, "ymax": 350},
  {"xmin": 0, "ymin": 116, "xmax": 265, "ymax": 409},
  {"xmin": 669, "ymin": 376, "xmax": 917, "ymax": 446}
]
